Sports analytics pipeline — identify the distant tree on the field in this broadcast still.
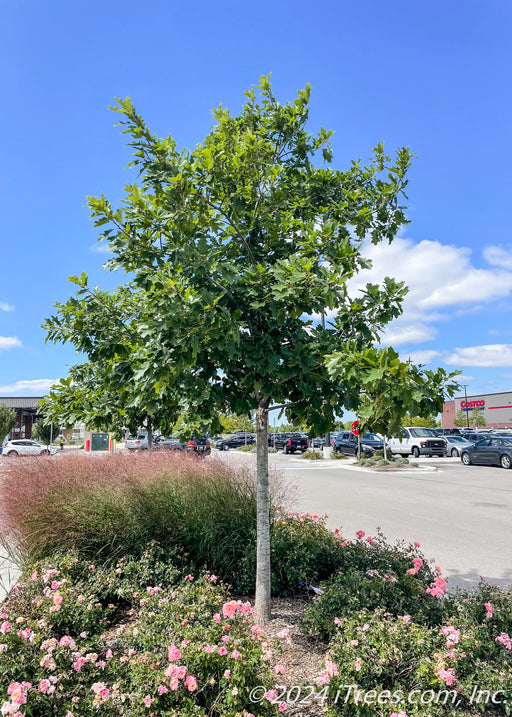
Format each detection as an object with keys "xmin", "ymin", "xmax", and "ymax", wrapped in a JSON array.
[
  {"xmin": 278, "ymin": 421, "xmax": 309, "ymax": 432},
  {"xmin": 404, "ymin": 413, "xmax": 440, "ymax": 428},
  {"xmin": 453, "ymin": 410, "xmax": 468, "ymax": 428},
  {"xmin": 0, "ymin": 405, "xmax": 16, "ymax": 444},
  {"xmin": 219, "ymin": 413, "xmax": 255, "ymax": 433},
  {"xmin": 33, "ymin": 420, "xmax": 54, "ymax": 446},
  {"xmin": 452, "ymin": 407, "xmax": 487, "ymax": 428},
  {"xmin": 469, "ymin": 408, "xmax": 486, "ymax": 428}
]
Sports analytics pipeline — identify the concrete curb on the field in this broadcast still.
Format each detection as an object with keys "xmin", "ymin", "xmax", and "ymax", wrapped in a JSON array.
[{"xmin": 288, "ymin": 457, "xmax": 439, "ymax": 473}]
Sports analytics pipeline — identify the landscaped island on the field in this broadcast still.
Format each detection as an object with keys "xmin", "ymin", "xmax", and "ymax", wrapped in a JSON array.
[{"xmin": 0, "ymin": 452, "xmax": 510, "ymax": 716}]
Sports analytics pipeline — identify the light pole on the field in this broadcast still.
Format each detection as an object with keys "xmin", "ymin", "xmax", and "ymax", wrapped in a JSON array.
[{"xmin": 463, "ymin": 384, "xmax": 470, "ymax": 429}]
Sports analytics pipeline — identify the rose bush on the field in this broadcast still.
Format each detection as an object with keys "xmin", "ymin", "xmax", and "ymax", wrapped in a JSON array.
[
  {"xmin": 0, "ymin": 554, "xmax": 283, "ymax": 716},
  {"xmin": 301, "ymin": 532, "xmax": 445, "ymax": 640}
]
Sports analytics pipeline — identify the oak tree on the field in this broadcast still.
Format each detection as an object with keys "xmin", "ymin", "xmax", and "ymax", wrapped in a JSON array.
[{"xmin": 43, "ymin": 77, "xmax": 457, "ymax": 619}]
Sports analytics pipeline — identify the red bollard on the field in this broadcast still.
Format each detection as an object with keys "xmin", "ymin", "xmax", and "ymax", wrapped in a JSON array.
[{"xmin": 85, "ymin": 439, "xmax": 90, "ymax": 452}]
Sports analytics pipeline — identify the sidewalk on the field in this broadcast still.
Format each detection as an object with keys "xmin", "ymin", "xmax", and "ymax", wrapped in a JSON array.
[{"xmin": 0, "ymin": 552, "xmax": 20, "ymax": 602}]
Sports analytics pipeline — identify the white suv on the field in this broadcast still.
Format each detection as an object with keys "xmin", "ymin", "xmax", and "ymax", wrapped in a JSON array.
[{"xmin": 2, "ymin": 440, "xmax": 58, "ymax": 457}]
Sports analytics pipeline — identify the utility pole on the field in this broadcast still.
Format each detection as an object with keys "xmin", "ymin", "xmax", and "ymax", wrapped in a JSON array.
[{"xmin": 463, "ymin": 384, "xmax": 470, "ymax": 429}]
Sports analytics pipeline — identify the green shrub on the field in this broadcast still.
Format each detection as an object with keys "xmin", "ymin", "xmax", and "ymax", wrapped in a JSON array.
[
  {"xmin": 318, "ymin": 604, "xmax": 512, "ymax": 716},
  {"xmin": 317, "ymin": 610, "xmax": 459, "ymax": 716},
  {"xmin": 301, "ymin": 534, "xmax": 445, "ymax": 640},
  {"xmin": 236, "ymin": 512, "xmax": 344, "ymax": 596},
  {"xmin": 3, "ymin": 545, "xmax": 183, "ymax": 640},
  {"xmin": 394, "ymin": 457, "xmax": 410, "ymax": 466},
  {"xmin": 441, "ymin": 582, "xmax": 512, "ymax": 704},
  {"xmin": 301, "ymin": 449, "xmax": 322, "ymax": 460}
]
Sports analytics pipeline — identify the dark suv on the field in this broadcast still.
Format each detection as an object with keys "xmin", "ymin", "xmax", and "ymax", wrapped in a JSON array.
[
  {"xmin": 334, "ymin": 431, "xmax": 383, "ymax": 457},
  {"xmin": 215, "ymin": 433, "xmax": 255, "ymax": 451}
]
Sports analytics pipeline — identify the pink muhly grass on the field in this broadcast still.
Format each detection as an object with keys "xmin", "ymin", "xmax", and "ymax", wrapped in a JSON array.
[{"xmin": 0, "ymin": 451, "xmax": 287, "ymax": 568}]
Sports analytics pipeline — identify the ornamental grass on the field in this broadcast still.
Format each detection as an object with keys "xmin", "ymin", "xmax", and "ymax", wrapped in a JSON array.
[{"xmin": 0, "ymin": 452, "xmax": 282, "ymax": 583}]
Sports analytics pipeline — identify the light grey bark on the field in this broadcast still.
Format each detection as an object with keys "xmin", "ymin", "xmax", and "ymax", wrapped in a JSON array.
[
  {"xmin": 146, "ymin": 416, "xmax": 153, "ymax": 449},
  {"xmin": 254, "ymin": 399, "xmax": 271, "ymax": 622}
]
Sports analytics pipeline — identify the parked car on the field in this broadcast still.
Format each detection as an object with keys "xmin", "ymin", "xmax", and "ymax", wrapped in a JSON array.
[
  {"xmin": 387, "ymin": 427, "xmax": 445, "ymax": 458},
  {"xmin": 215, "ymin": 433, "xmax": 255, "ymax": 450},
  {"xmin": 272, "ymin": 433, "xmax": 308, "ymax": 454},
  {"xmin": 434, "ymin": 428, "xmax": 462, "ymax": 436},
  {"xmin": 153, "ymin": 436, "xmax": 183, "ymax": 451},
  {"xmin": 309, "ymin": 437, "xmax": 325, "ymax": 448},
  {"xmin": 125, "ymin": 433, "xmax": 149, "ymax": 451},
  {"xmin": 153, "ymin": 435, "xmax": 211, "ymax": 457},
  {"xmin": 461, "ymin": 436, "xmax": 512, "ymax": 469},
  {"xmin": 442, "ymin": 435, "xmax": 475, "ymax": 457},
  {"xmin": 334, "ymin": 431, "xmax": 383, "ymax": 458},
  {"xmin": 2, "ymin": 439, "xmax": 58, "ymax": 457},
  {"xmin": 185, "ymin": 437, "xmax": 212, "ymax": 457},
  {"xmin": 461, "ymin": 430, "xmax": 491, "ymax": 444}
]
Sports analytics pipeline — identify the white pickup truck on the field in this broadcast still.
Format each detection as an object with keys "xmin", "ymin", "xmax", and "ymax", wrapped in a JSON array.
[{"xmin": 387, "ymin": 427, "xmax": 446, "ymax": 458}]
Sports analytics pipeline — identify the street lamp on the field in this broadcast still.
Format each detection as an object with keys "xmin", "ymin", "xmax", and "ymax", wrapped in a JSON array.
[{"xmin": 463, "ymin": 384, "xmax": 470, "ymax": 429}]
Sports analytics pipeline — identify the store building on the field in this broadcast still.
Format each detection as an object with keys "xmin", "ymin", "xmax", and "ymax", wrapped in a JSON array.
[
  {"xmin": 442, "ymin": 391, "xmax": 512, "ymax": 429},
  {"xmin": 0, "ymin": 396, "xmax": 43, "ymax": 440}
]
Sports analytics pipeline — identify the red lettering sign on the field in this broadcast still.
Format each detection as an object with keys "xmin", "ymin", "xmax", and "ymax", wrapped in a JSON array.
[{"xmin": 461, "ymin": 400, "xmax": 485, "ymax": 409}]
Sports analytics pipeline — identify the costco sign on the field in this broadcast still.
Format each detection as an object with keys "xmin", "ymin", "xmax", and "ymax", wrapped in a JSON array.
[{"xmin": 461, "ymin": 400, "xmax": 485, "ymax": 411}]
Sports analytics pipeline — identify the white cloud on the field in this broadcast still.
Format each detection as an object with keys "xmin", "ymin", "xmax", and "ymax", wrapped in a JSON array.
[
  {"xmin": 380, "ymin": 322, "xmax": 437, "ymax": 347},
  {"xmin": 445, "ymin": 345, "xmax": 512, "ymax": 367},
  {"xmin": 0, "ymin": 302, "xmax": 14, "ymax": 312},
  {"xmin": 0, "ymin": 379, "xmax": 58, "ymax": 395},
  {"xmin": 482, "ymin": 245, "xmax": 512, "ymax": 271},
  {"xmin": 0, "ymin": 337, "xmax": 22, "ymax": 351},
  {"xmin": 89, "ymin": 242, "xmax": 111, "ymax": 254},
  {"xmin": 400, "ymin": 350, "xmax": 442, "ymax": 364},
  {"xmin": 347, "ymin": 237, "xmax": 512, "ymax": 346}
]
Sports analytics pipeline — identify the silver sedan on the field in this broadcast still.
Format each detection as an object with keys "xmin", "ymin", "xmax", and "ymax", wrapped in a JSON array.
[{"xmin": 443, "ymin": 435, "xmax": 475, "ymax": 457}]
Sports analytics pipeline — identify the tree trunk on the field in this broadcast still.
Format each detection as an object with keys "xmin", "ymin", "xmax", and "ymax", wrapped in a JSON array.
[
  {"xmin": 146, "ymin": 416, "xmax": 153, "ymax": 449},
  {"xmin": 255, "ymin": 399, "xmax": 271, "ymax": 622}
]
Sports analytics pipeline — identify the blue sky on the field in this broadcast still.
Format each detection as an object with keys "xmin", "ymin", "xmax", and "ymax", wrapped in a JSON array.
[{"xmin": 1, "ymin": 0, "xmax": 511, "ymax": 404}]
